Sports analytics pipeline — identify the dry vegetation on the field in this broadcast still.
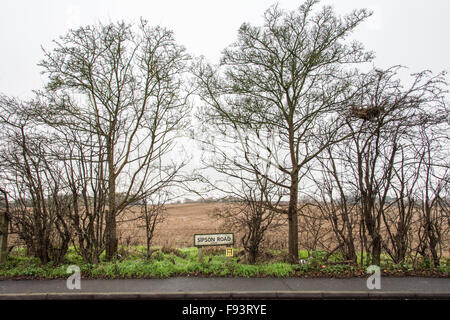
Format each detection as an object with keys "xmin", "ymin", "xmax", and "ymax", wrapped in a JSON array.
[
  {"xmin": 119, "ymin": 203, "xmax": 222, "ymax": 248},
  {"xmin": 118, "ymin": 202, "xmax": 287, "ymax": 249},
  {"xmin": 117, "ymin": 202, "xmax": 449, "ymax": 259}
]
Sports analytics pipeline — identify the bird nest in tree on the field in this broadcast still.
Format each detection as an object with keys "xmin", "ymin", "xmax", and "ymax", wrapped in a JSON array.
[{"xmin": 349, "ymin": 105, "xmax": 384, "ymax": 121}]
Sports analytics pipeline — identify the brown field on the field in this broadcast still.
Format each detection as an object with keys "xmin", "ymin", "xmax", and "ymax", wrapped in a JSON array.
[
  {"xmin": 118, "ymin": 202, "xmax": 449, "ymax": 259},
  {"xmin": 118, "ymin": 202, "xmax": 288, "ymax": 249},
  {"xmin": 8, "ymin": 202, "xmax": 446, "ymax": 259},
  {"xmin": 118, "ymin": 203, "xmax": 224, "ymax": 248}
]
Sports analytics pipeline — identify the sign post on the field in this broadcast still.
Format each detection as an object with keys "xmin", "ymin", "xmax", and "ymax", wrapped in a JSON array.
[
  {"xmin": 194, "ymin": 233, "xmax": 234, "ymax": 263},
  {"xmin": 198, "ymin": 247, "xmax": 203, "ymax": 263}
]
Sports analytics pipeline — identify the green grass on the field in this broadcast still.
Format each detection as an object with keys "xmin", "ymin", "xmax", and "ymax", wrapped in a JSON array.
[{"xmin": 0, "ymin": 246, "xmax": 448, "ymax": 279}]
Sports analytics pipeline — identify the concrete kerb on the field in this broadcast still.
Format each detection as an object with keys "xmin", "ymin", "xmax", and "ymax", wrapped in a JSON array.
[{"xmin": 0, "ymin": 291, "xmax": 449, "ymax": 300}]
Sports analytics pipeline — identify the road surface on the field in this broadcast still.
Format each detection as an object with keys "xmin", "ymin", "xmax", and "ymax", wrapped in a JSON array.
[{"xmin": 0, "ymin": 277, "xmax": 449, "ymax": 299}]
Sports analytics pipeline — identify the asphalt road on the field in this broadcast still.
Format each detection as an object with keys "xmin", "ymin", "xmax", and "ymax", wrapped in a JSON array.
[{"xmin": 0, "ymin": 277, "xmax": 449, "ymax": 299}]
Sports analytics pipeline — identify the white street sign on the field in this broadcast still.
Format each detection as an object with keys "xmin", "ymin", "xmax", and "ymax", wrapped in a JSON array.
[{"xmin": 194, "ymin": 233, "xmax": 234, "ymax": 247}]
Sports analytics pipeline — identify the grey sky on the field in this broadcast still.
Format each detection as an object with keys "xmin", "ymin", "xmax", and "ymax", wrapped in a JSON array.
[{"xmin": 1, "ymin": 0, "xmax": 449, "ymax": 99}]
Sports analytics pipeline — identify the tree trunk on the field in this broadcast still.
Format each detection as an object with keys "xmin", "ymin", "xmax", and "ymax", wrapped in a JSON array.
[
  {"xmin": 428, "ymin": 223, "xmax": 440, "ymax": 267},
  {"xmin": 287, "ymin": 173, "xmax": 299, "ymax": 264},
  {"xmin": 105, "ymin": 210, "xmax": 117, "ymax": 260},
  {"xmin": 145, "ymin": 212, "xmax": 152, "ymax": 259},
  {"xmin": 146, "ymin": 237, "xmax": 151, "ymax": 258},
  {"xmin": 105, "ymin": 146, "xmax": 118, "ymax": 260},
  {"xmin": 248, "ymin": 246, "xmax": 257, "ymax": 264},
  {"xmin": 0, "ymin": 210, "xmax": 8, "ymax": 264},
  {"xmin": 344, "ymin": 238, "xmax": 357, "ymax": 263},
  {"xmin": 371, "ymin": 235, "xmax": 381, "ymax": 265}
]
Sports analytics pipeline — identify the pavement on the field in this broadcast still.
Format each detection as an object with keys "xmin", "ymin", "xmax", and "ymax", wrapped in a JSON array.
[{"xmin": 0, "ymin": 277, "xmax": 449, "ymax": 299}]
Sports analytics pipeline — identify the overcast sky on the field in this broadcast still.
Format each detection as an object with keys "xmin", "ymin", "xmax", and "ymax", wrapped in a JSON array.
[{"xmin": 1, "ymin": 0, "xmax": 449, "ymax": 99}]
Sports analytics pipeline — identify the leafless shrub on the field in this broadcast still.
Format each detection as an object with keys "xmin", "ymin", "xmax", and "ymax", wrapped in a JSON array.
[{"xmin": 0, "ymin": 97, "xmax": 71, "ymax": 264}]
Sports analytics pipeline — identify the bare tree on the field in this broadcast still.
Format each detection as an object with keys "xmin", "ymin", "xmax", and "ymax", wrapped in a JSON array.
[
  {"xmin": 340, "ymin": 66, "xmax": 447, "ymax": 265},
  {"xmin": 212, "ymin": 162, "xmax": 285, "ymax": 264},
  {"xmin": 381, "ymin": 145, "xmax": 420, "ymax": 264},
  {"xmin": 38, "ymin": 20, "xmax": 191, "ymax": 260},
  {"xmin": 59, "ymin": 128, "xmax": 108, "ymax": 264},
  {"xmin": 309, "ymin": 148, "xmax": 360, "ymax": 263},
  {"xmin": 0, "ymin": 96, "xmax": 71, "ymax": 264},
  {"xmin": 139, "ymin": 191, "xmax": 167, "ymax": 258},
  {"xmin": 193, "ymin": 0, "xmax": 373, "ymax": 262},
  {"xmin": 414, "ymin": 127, "xmax": 449, "ymax": 267}
]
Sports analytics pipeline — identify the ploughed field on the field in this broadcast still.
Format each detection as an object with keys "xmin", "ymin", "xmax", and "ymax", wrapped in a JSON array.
[
  {"xmin": 117, "ymin": 202, "xmax": 450, "ymax": 258},
  {"xmin": 119, "ymin": 203, "xmax": 224, "ymax": 248},
  {"xmin": 118, "ymin": 202, "xmax": 287, "ymax": 249}
]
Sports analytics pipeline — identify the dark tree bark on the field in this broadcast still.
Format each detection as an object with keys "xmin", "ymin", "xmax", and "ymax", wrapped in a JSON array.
[{"xmin": 0, "ymin": 188, "xmax": 9, "ymax": 264}]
